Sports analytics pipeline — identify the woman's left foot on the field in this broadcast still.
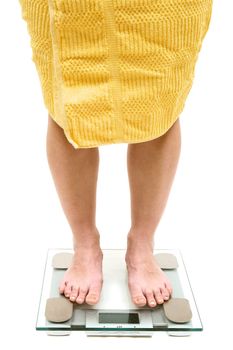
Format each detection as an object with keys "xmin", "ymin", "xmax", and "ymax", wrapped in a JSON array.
[{"xmin": 125, "ymin": 234, "xmax": 173, "ymax": 308}]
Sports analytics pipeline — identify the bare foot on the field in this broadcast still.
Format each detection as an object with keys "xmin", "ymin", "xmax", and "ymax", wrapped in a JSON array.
[
  {"xmin": 59, "ymin": 234, "xmax": 103, "ymax": 305},
  {"xmin": 125, "ymin": 235, "xmax": 173, "ymax": 308}
]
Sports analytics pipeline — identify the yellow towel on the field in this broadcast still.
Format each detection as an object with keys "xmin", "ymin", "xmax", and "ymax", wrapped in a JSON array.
[{"xmin": 19, "ymin": 0, "xmax": 213, "ymax": 148}]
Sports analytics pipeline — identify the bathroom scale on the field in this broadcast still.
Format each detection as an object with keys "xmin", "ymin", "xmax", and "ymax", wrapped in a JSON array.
[{"xmin": 36, "ymin": 248, "xmax": 203, "ymax": 337}]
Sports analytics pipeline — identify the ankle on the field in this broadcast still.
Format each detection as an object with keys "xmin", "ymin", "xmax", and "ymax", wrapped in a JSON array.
[
  {"xmin": 72, "ymin": 227, "xmax": 101, "ymax": 251},
  {"xmin": 127, "ymin": 229, "xmax": 154, "ymax": 252}
]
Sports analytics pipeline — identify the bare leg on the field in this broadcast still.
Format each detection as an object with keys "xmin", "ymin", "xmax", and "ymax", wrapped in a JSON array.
[
  {"xmin": 46, "ymin": 114, "xmax": 103, "ymax": 305},
  {"xmin": 125, "ymin": 118, "xmax": 181, "ymax": 307}
]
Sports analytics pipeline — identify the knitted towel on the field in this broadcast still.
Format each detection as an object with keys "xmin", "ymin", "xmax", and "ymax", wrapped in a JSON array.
[{"xmin": 19, "ymin": 0, "xmax": 213, "ymax": 148}]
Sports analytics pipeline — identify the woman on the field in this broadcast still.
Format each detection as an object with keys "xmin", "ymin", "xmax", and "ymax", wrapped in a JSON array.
[{"xmin": 19, "ymin": 0, "xmax": 213, "ymax": 307}]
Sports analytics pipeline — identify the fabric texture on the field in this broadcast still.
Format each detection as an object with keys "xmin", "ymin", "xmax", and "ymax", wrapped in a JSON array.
[{"xmin": 19, "ymin": 0, "xmax": 213, "ymax": 148}]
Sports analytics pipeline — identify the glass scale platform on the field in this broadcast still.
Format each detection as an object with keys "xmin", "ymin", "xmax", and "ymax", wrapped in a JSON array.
[{"xmin": 36, "ymin": 248, "xmax": 203, "ymax": 337}]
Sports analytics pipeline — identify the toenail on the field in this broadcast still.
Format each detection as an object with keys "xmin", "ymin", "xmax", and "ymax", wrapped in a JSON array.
[{"xmin": 150, "ymin": 301, "xmax": 155, "ymax": 305}]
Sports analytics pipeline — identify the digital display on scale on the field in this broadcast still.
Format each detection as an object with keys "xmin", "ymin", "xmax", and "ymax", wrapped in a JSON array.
[{"xmin": 99, "ymin": 312, "xmax": 140, "ymax": 324}]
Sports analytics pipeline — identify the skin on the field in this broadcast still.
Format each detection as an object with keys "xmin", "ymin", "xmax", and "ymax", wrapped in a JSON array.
[{"xmin": 46, "ymin": 114, "xmax": 181, "ymax": 307}]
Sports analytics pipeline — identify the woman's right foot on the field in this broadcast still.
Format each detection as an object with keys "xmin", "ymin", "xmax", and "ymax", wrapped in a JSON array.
[{"xmin": 59, "ymin": 231, "xmax": 103, "ymax": 305}]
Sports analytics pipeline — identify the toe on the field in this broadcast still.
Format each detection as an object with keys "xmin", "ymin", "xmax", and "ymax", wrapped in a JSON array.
[
  {"xmin": 165, "ymin": 282, "xmax": 173, "ymax": 296},
  {"xmin": 134, "ymin": 295, "xmax": 147, "ymax": 306},
  {"xmin": 161, "ymin": 287, "xmax": 170, "ymax": 301},
  {"xmin": 154, "ymin": 289, "xmax": 164, "ymax": 304},
  {"xmin": 145, "ymin": 289, "xmax": 157, "ymax": 307},
  {"xmin": 64, "ymin": 282, "xmax": 72, "ymax": 298},
  {"xmin": 59, "ymin": 280, "xmax": 67, "ymax": 295},
  {"xmin": 85, "ymin": 293, "xmax": 99, "ymax": 305},
  {"xmin": 86, "ymin": 285, "xmax": 101, "ymax": 305},
  {"xmin": 130, "ymin": 285, "xmax": 147, "ymax": 306},
  {"xmin": 69, "ymin": 285, "xmax": 79, "ymax": 302},
  {"xmin": 76, "ymin": 287, "xmax": 88, "ymax": 304}
]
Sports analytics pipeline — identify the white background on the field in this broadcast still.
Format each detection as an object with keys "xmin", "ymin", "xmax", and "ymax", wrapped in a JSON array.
[{"xmin": 0, "ymin": 0, "xmax": 232, "ymax": 348}]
